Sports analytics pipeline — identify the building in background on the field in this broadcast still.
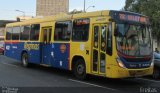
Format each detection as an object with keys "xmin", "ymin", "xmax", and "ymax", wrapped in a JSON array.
[
  {"xmin": 36, "ymin": 0, "xmax": 69, "ymax": 16},
  {"xmin": 0, "ymin": 20, "xmax": 16, "ymax": 36}
]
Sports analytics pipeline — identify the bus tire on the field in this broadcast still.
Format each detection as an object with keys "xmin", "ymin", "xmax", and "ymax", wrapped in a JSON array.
[
  {"xmin": 152, "ymin": 68, "xmax": 160, "ymax": 79},
  {"xmin": 73, "ymin": 59, "xmax": 86, "ymax": 80},
  {"xmin": 21, "ymin": 52, "xmax": 29, "ymax": 67}
]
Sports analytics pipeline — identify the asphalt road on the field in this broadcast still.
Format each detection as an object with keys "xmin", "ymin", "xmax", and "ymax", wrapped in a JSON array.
[{"xmin": 0, "ymin": 55, "xmax": 160, "ymax": 93}]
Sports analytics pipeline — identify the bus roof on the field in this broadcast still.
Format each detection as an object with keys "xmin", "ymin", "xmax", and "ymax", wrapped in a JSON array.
[
  {"xmin": 6, "ymin": 10, "xmax": 110, "ymax": 27},
  {"xmin": 6, "ymin": 10, "xmax": 149, "ymax": 27}
]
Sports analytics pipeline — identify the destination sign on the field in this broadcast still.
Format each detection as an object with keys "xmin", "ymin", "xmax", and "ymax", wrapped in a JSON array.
[
  {"xmin": 119, "ymin": 13, "xmax": 149, "ymax": 24},
  {"xmin": 74, "ymin": 19, "xmax": 90, "ymax": 25}
]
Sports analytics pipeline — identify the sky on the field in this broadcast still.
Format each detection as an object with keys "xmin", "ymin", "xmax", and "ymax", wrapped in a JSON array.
[{"xmin": 0, "ymin": 0, "xmax": 126, "ymax": 20}]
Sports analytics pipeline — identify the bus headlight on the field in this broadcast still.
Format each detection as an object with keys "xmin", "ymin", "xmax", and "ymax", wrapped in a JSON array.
[{"xmin": 116, "ymin": 57, "xmax": 126, "ymax": 69}]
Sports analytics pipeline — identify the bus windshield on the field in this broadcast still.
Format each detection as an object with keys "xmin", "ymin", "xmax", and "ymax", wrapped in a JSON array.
[{"xmin": 116, "ymin": 24, "xmax": 152, "ymax": 57}]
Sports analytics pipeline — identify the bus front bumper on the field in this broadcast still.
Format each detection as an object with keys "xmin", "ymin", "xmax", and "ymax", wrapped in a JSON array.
[{"xmin": 106, "ymin": 65, "xmax": 153, "ymax": 78}]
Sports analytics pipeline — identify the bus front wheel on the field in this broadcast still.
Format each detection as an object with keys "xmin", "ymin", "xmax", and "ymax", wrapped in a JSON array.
[
  {"xmin": 21, "ymin": 52, "xmax": 29, "ymax": 67},
  {"xmin": 73, "ymin": 59, "xmax": 86, "ymax": 80}
]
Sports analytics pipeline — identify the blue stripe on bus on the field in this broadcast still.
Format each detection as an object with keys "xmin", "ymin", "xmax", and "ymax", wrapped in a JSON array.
[{"xmin": 5, "ymin": 42, "xmax": 70, "ymax": 70}]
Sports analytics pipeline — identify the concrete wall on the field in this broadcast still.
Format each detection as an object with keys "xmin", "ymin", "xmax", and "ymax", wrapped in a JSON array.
[{"xmin": 36, "ymin": 0, "xmax": 69, "ymax": 16}]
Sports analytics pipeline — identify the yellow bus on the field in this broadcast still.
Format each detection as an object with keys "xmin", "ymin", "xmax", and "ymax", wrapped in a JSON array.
[{"xmin": 4, "ymin": 10, "xmax": 153, "ymax": 79}]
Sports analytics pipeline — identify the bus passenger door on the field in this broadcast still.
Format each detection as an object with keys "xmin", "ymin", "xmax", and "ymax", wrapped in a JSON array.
[
  {"xmin": 42, "ymin": 27, "xmax": 52, "ymax": 65},
  {"xmin": 92, "ymin": 24, "xmax": 107, "ymax": 75}
]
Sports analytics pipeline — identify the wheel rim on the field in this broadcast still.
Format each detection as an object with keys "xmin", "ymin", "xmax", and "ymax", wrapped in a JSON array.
[{"xmin": 77, "ymin": 64, "xmax": 84, "ymax": 75}]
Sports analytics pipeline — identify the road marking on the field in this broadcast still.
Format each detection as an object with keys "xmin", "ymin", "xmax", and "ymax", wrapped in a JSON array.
[
  {"xmin": 1, "ymin": 62, "xmax": 20, "ymax": 68},
  {"xmin": 68, "ymin": 79, "xmax": 118, "ymax": 91},
  {"xmin": 136, "ymin": 78, "xmax": 160, "ymax": 83}
]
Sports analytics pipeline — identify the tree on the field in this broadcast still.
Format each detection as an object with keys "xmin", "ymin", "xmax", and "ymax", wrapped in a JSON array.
[{"xmin": 124, "ymin": 0, "xmax": 160, "ymax": 45}]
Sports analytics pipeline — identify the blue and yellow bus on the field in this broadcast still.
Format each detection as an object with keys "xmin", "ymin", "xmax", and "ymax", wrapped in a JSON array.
[{"xmin": 4, "ymin": 10, "xmax": 153, "ymax": 79}]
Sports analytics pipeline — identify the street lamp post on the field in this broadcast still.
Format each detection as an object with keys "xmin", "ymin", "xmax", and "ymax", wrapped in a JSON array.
[
  {"xmin": 84, "ymin": 0, "xmax": 95, "ymax": 12},
  {"xmin": 84, "ymin": 0, "xmax": 86, "ymax": 12},
  {"xmin": 86, "ymin": 6, "xmax": 95, "ymax": 12},
  {"xmin": 15, "ymin": 10, "xmax": 25, "ymax": 17}
]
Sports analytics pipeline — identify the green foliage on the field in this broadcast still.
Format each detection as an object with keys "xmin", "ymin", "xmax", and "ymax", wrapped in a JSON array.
[{"xmin": 124, "ymin": 0, "xmax": 160, "ymax": 38}]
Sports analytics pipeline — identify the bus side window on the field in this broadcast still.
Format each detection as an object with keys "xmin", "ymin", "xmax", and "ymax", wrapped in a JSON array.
[
  {"xmin": 12, "ymin": 26, "xmax": 20, "ymax": 40},
  {"xmin": 20, "ymin": 25, "xmax": 30, "ymax": 40},
  {"xmin": 72, "ymin": 18, "xmax": 90, "ymax": 41},
  {"xmin": 106, "ymin": 22, "xmax": 112, "ymax": 56},
  {"xmin": 30, "ymin": 24, "xmax": 40, "ymax": 41},
  {"xmin": 54, "ymin": 21, "xmax": 72, "ymax": 41},
  {"xmin": 6, "ymin": 27, "xmax": 12, "ymax": 40}
]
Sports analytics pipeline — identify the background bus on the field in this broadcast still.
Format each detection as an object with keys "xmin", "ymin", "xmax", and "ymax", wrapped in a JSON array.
[
  {"xmin": 4, "ymin": 10, "xmax": 153, "ymax": 79},
  {"xmin": 0, "ymin": 36, "xmax": 4, "ymax": 54}
]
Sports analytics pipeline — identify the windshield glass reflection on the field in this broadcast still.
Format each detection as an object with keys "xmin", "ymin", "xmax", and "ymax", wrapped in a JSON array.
[{"xmin": 116, "ymin": 24, "xmax": 152, "ymax": 56}]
